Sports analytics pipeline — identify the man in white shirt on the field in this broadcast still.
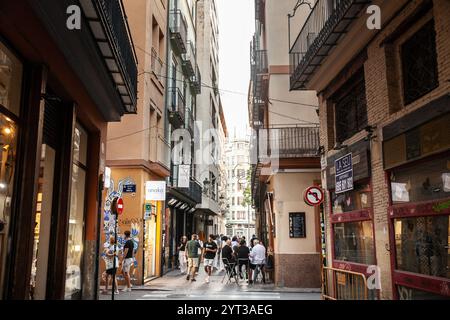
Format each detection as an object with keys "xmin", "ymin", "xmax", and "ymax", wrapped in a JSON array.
[{"xmin": 249, "ymin": 239, "xmax": 266, "ymax": 284}]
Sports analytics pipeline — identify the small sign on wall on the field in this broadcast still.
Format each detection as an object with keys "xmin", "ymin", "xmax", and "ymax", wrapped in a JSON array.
[{"xmin": 289, "ymin": 212, "xmax": 306, "ymax": 238}]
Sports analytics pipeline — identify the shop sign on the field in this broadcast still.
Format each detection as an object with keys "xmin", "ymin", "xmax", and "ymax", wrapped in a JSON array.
[
  {"xmin": 304, "ymin": 186, "xmax": 324, "ymax": 206},
  {"xmin": 335, "ymin": 153, "xmax": 354, "ymax": 194},
  {"xmin": 337, "ymin": 272, "xmax": 347, "ymax": 286},
  {"xmin": 145, "ymin": 181, "xmax": 166, "ymax": 201},
  {"xmin": 122, "ymin": 184, "xmax": 136, "ymax": 193},
  {"xmin": 178, "ymin": 164, "xmax": 190, "ymax": 188},
  {"xmin": 144, "ymin": 203, "xmax": 152, "ymax": 220},
  {"xmin": 104, "ymin": 167, "xmax": 111, "ymax": 189}
]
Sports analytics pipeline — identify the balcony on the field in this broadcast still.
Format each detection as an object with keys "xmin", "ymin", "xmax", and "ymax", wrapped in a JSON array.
[
  {"xmin": 168, "ymin": 87, "xmax": 186, "ymax": 128},
  {"xmin": 250, "ymin": 38, "xmax": 268, "ymax": 104},
  {"xmin": 79, "ymin": 0, "xmax": 138, "ymax": 114},
  {"xmin": 186, "ymin": 108, "xmax": 195, "ymax": 136},
  {"xmin": 182, "ymin": 41, "xmax": 196, "ymax": 77},
  {"xmin": 255, "ymin": 0, "xmax": 265, "ymax": 24},
  {"xmin": 169, "ymin": 10, "xmax": 188, "ymax": 54},
  {"xmin": 151, "ymin": 47, "xmax": 165, "ymax": 85},
  {"xmin": 191, "ymin": 64, "xmax": 202, "ymax": 94},
  {"xmin": 170, "ymin": 165, "xmax": 203, "ymax": 204},
  {"xmin": 266, "ymin": 126, "xmax": 320, "ymax": 158},
  {"xmin": 289, "ymin": 0, "xmax": 370, "ymax": 90}
]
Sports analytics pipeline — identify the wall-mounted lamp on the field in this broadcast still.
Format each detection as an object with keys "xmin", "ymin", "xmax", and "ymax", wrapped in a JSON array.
[
  {"xmin": 318, "ymin": 145, "xmax": 325, "ymax": 156},
  {"xmin": 364, "ymin": 125, "xmax": 378, "ymax": 142}
]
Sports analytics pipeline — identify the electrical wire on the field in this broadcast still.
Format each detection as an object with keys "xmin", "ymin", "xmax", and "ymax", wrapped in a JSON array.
[{"xmin": 135, "ymin": 45, "xmax": 319, "ymax": 109}]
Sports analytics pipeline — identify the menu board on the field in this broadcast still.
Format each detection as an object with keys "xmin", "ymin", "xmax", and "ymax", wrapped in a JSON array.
[{"xmin": 289, "ymin": 213, "xmax": 306, "ymax": 238}]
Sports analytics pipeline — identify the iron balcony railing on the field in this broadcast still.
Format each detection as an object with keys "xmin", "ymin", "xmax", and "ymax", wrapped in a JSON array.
[
  {"xmin": 170, "ymin": 166, "xmax": 202, "ymax": 204},
  {"xmin": 151, "ymin": 47, "xmax": 165, "ymax": 85},
  {"xmin": 168, "ymin": 87, "xmax": 186, "ymax": 128},
  {"xmin": 186, "ymin": 108, "xmax": 195, "ymax": 136},
  {"xmin": 169, "ymin": 10, "xmax": 188, "ymax": 54},
  {"xmin": 289, "ymin": 0, "xmax": 370, "ymax": 90},
  {"xmin": 97, "ymin": 0, "xmax": 138, "ymax": 111},
  {"xmin": 191, "ymin": 64, "xmax": 202, "ymax": 94},
  {"xmin": 182, "ymin": 41, "xmax": 196, "ymax": 77},
  {"xmin": 255, "ymin": 0, "xmax": 265, "ymax": 24},
  {"xmin": 267, "ymin": 126, "xmax": 320, "ymax": 158}
]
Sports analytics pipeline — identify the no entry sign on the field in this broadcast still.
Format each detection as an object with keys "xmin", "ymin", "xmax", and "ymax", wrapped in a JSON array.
[
  {"xmin": 116, "ymin": 198, "xmax": 124, "ymax": 215},
  {"xmin": 304, "ymin": 186, "xmax": 324, "ymax": 207}
]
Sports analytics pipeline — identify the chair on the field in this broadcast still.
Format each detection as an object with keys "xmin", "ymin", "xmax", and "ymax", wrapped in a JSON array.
[
  {"xmin": 237, "ymin": 258, "xmax": 250, "ymax": 283},
  {"xmin": 221, "ymin": 258, "xmax": 239, "ymax": 285},
  {"xmin": 253, "ymin": 263, "xmax": 266, "ymax": 284}
]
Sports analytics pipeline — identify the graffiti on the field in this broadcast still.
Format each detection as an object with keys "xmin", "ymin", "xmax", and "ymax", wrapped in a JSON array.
[
  {"xmin": 433, "ymin": 199, "xmax": 450, "ymax": 213},
  {"xmin": 398, "ymin": 286, "xmax": 413, "ymax": 300},
  {"xmin": 102, "ymin": 177, "xmax": 140, "ymax": 276}
]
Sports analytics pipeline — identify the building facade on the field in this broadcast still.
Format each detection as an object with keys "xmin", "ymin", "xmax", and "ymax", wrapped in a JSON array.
[
  {"xmin": 165, "ymin": 0, "xmax": 202, "ymax": 273},
  {"xmin": 0, "ymin": 0, "xmax": 137, "ymax": 299},
  {"xmin": 250, "ymin": 0, "xmax": 323, "ymax": 288},
  {"xmin": 289, "ymin": 0, "xmax": 450, "ymax": 299},
  {"xmin": 194, "ymin": 0, "xmax": 223, "ymax": 239},
  {"xmin": 105, "ymin": 0, "xmax": 170, "ymax": 285},
  {"xmin": 225, "ymin": 138, "xmax": 256, "ymax": 240}
]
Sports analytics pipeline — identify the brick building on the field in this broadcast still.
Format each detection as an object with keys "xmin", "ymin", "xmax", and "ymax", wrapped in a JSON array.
[{"xmin": 289, "ymin": 0, "xmax": 450, "ymax": 299}]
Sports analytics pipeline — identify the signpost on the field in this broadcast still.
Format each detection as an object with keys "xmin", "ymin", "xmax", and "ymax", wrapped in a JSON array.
[
  {"xmin": 110, "ymin": 197, "xmax": 123, "ymax": 300},
  {"xmin": 304, "ymin": 186, "xmax": 324, "ymax": 206},
  {"xmin": 335, "ymin": 153, "xmax": 354, "ymax": 194}
]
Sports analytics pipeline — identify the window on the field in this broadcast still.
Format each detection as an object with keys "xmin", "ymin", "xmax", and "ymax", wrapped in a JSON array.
[
  {"xmin": 334, "ymin": 69, "xmax": 368, "ymax": 143},
  {"xmin": 334, "ymin": 221, "xmax": 375, "ymax": 265},
  {"xmin": 401, "ymin": 20, "xmax": 438, "ymax": 105},
  {"xmin": 232, "ymin": 211, "xmax": 236, "ymax": 220},
  {"xmin": 390, "ymin": 155, "xmax": 450, "ymax": 204},
  {"xmin": 65, "ymin": 123, "xmax": 88, "ymax": 299},
  {"xmin": 394, "ymin": 216, "xmax": 449, "ymax": 279},
  {"xmin": 232, "ymin": 197, "xmax": 235, "ymax": 206},
  {"xmin": 332, "ymin": 183, "xmax": 372, "ymax": 214},
  {"xmin": 0, "ymin": 41, "xmax": 22, "ymax": 116}
]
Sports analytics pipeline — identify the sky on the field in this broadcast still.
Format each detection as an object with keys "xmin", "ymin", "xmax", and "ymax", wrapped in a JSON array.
[{"xmin": 217, "ymin": 0, "xmax": 254, "ymax": 139}]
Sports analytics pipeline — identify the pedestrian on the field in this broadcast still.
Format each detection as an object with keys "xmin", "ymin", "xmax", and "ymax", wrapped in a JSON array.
[
  {"xmin": 121, "ymin": 230, "xmax": 134, "ymax": 292},
  {"xmin": 250, "ymin": 234, "xmax": 257, "ymax": 249},
  {"xmin": 249, "ymin": 239, "xmax": 266, "ymax": 284},
  {"xmin": 196, "ymin": 237, "xmax": 203, "ymax": 275},
  {"xmin": 231, "ymin": 236, "xmax": 238, "ymax": 249},
  {"xmin": 213, "ymin": 235, "xmax": 220, "ymax": 272},
  {"xmin": 185, "ymin": 234, "xmax": 202, "ymax": 282},
  {"xmin": 237, "ymin": 239, "xmax": 250, "ymax": 280},
  {"xmin": 103, "ymin": 236, "xmax": 119, "ymax": 295},
  {"xmin": 178, "ymin": 236, "xmax": 188, "ymax": 275},
  {"xmin": 202, "ymin": 235, "xmax": 218, "ymax": 283}
]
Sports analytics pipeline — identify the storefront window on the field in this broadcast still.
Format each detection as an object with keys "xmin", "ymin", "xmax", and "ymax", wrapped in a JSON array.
[
  {"xmin": 334, "ymin": 221, "xmax": 375, "ymax": 265},
  {"xmin": 0, "ymin": 42, "xmax": 22, "ymax": 116},
  {"xmin": 65, "ymin": 124, "xmax": 88, "ymax": 299},
  {"xmin": 390, "ymin": 155, "xmax": 450, "ymax": 204},
  {"xmin": 394, "ymin": 216, "xmax": 449, "ymax": 279},
  {"xmin": 397, "ymin": 285, "xmax": 450, "ymax": 300},
  {"xmin": 0, "ymin": 113, "xmax": 18, "ymax": 298},
  {"xmin": 332, "ymin": 183, "xmax": 372, "ymax": 214}
]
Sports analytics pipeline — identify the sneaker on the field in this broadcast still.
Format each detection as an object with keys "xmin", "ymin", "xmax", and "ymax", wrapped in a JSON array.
[
  {"xmin": 205, "ymin": 277, "xmax": 210, "ymax": 283},
  {"xmin": 191, "ymin": 278, "xmax": 196, "ymax": 282},
  {"xmin": 114, "ymin": 290, "xmax": 119, "ymax": 295},
  {"xmin": 121, "ymin": 287, "xmax": 128, "ymax": 292},
  {"xmin": 186, "ymin": 275, "xmax": 190, "ymax": 281}
]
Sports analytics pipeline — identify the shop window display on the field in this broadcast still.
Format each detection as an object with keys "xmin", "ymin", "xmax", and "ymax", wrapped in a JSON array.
[
  {"xmin": 394, "ymin": 216, "xmax": 449, "ymax": 279},
  {"xmin": 390, "ymin": 155, "xmax": 450, "ymax": 204},
  {"xmin": 332, "ymin": 183, "xmax": 372, "ymax": 214},
  {"xmin": 333, "ymin": 221, "xmax": 375, "ymax": 265},
  {"xmin": 0, "ymin": 41, "xmax": 21, "ymax": 298}
]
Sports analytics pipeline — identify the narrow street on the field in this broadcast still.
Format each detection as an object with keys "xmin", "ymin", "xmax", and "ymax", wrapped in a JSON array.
[{"xmin": 99, "ymin": 269, "xmax": 321, "ymax": 300}]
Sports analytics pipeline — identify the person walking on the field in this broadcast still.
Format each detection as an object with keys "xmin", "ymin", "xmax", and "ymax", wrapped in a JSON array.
[
  {"xmin": 249, "ymin": 239, "xmax": 266, "ymax": 284},
  {"xmin": 185, "ymin": 234, "xmax": 201, "ymax": 282},
  {"xmin": 121, "ymin": 230, "xmax": 134, "ymax": 292},
  {"xmin": 103, "ymin": 236, "xmax": 119, "ymax": 295},
  {"xmin": 202, "ymin": 235, "xmax": 218, "ymax": 283},
  {"xmin": 178, "ymin": 236, "xmax": 188, "ymax": 275}
]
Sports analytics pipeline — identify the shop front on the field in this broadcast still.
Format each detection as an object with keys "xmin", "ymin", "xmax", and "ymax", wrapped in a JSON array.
[
  {"xmin": 383, "ymin": 96, "xmax": 450, "ymax": 299},
  {"xmin": 101, "ymin": 169, "xmax": 164, "ymax": 285},
  {"xmin": 325, "ymin": 139, "xmax": 378, "ymax": 299},
  {"xmin": 0, "ymin": 0, "xmax": 137, "ymax": 299}
]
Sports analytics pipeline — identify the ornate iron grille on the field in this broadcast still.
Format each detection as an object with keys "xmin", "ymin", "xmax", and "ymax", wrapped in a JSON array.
[
  {"xmin": 335, "ymin": 71, "xmax": 368, "ymax": 143},
  {"xmin": 401, "ymin": 20, "xmax": 439, "ymax": 105}
]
